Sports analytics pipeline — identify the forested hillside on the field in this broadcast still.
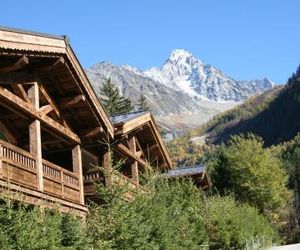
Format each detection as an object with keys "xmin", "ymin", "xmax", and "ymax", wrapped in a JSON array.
[
  {"xmin": 168, "ymin": 66, "xmax": 300, "ymax": 164},
  {"xmin": 208, "ymin": 70, "xmax": 300, "ymax": 146},
  {"xmin": 167, "ymin": 85, "xmax": 282, "ymax": 165}
]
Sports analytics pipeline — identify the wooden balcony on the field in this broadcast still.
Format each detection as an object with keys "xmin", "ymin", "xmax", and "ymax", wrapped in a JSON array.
[
  {"xmin": 84, "ymin": 168, "xmax": 142, "ymax": 201},
  {"xmin": 0, "ymin": 139, "xmax": 81, "ymax": 204}
]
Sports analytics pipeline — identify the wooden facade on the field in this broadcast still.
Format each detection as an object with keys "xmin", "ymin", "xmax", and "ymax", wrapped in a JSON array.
[
  {"xmin": 84, "ymin": 112, "xmax": 173, "ymax": 201},
  {"xmin": 0, "ymin": 27, "xmax": 173, "ymax": 213},
  {"xmin": 0, "ymin": 27, "xmax": 115, "ymax": 217}
]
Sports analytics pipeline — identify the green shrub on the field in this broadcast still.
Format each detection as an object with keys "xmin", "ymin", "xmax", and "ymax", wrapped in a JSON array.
[
  {"xmin": 204, "ymin": 134, "xmax": 290, "ymax": 212},
  {"xmin": 87, "ymin": 176, "xmax": 207, "ymax": 249},
  {"xmin": 0, "ymin": 173, "xmax": 279, "ymax": 249},
  {"xmin": 0, "ymin": 199, "xmax": 88, "ymax": 249},
  {"xmin": 87, "ymin": 173, "xmax": 278, "ymax": 249},
  {"xmin": 202, "ymin": 196, "xmax": 278, "ymax": 250}
]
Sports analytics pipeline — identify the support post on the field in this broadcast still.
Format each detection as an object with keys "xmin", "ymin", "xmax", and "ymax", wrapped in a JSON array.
[
  {"xmin": 28, "ymin": 83, "xmax": 43, "ymax": 191},
  {"xmin": 0, "ymin": 144, "xmax": 3, "ymax": 178},
  {"xmin": 72, "ymin": 145, "xmax": 84, "ymax": 205},
  {"xmin": 129, "ymin": 136, "xmax": 139, "ymax": 186}
]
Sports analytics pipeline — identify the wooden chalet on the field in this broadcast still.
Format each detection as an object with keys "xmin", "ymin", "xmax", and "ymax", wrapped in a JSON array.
[
  {"xmin": 0, "ymin": 27, "xmax": 174, "ymax": 213},
  {"xmin": 84, "ymin": 112, "xmax": 173, "ymax": 200},
  {"xmin": 0, "ymin": 27, "xmax": 114, "ymax": 217},
  {"xmin": 164, "ymin": 165, "xmax": 211, "ymax": 190}
]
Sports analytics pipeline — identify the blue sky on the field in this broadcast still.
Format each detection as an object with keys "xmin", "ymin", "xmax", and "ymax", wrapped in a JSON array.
[{"xmin": 1, "ymin": 0, "xmax": 299, "ymax": 83}]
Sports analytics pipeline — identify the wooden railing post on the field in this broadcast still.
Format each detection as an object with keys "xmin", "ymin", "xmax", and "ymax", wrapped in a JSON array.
[
  {"xmin": 60, "ymin": 169, "xmax": 64, "ymax": 198},
  {"xmin": 28, "ymin": 83, "xmax": 43, "ymax": 192},
  {"xmin": 0, "ymin": 144, "xmax": 3, "ymax": 178},
  {"xmin": 72, "ymin": 145, "xmax": 84, "ymax": 205},
  {"xmin": 129, "ymin": 136, "xmax": 139, "ymax": 186}
]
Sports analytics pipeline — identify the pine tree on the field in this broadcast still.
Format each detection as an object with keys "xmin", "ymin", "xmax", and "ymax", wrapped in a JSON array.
[
  {"xmin": 137, "ymin": 94, "xmax": 150, "ymax": 112},
  {"xmin": 100, "ymin": 79, "xmax": 133, "ymax": 116}
]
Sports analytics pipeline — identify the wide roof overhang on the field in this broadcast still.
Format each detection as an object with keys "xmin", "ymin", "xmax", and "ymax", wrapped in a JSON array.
[{"xmin": 0, "ymin": 27, "xmax": 114, "ymax": 140}]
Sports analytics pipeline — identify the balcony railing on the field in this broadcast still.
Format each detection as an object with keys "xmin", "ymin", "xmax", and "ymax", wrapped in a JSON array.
[
  {"xmin": 0, "ymin": 139, "xmax": 80, "ymax": 203},
  {"xmin": 83, "ymin": 168, "xmax": 143, "ymax": 200}
]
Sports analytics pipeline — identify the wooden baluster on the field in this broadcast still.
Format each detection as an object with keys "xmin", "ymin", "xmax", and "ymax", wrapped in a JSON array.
[
  {"xmin": 0, "ymin": 144, "xmax": 3, "ymax": 178},
  {"xmin": 60, "ymin": 169, "xmax": 64, "ymax": 198}
]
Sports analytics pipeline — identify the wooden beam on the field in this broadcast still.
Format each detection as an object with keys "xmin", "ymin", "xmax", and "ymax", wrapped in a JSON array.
[
  {"xmin": 28, "ymin": 83, "xmax": 43, "ymax": 192},
  {"xmin": 80, "ymin": 127, "xmax": 103, "ymax": 138},
  {"xmin": 0, "ymin": 72, "xmax": 37, "ymax": 84},
  {"xmin": 0, "ymin": 147, "xmax": 2, "ymax": 178},
  {"xmin": 38, "ymin": 84, "xmax": 60, "ymax": 117},
  {"xmin": 0, "ymin": 55, "xmax": 29, "ymax": 73},
  {"xmin": 134, "ymin": 137, "xmax": 145, "ymax": 159},
  {"xmin": 0, "ymin": 86, "xmax": 80, "ymax": 144},
  {"xmin": 129, "ymin": 137, "xmax": 139, "ymax": 186},
  {"xmin": 72, "ymin": 145, "xmax": 84, "ymax": 205},
  {"xmin": 11, "ymin": 84, "xmax": 31, "ymax": 103},
  {"xmin": 115, "ymin": 143, "xmax": 151, "ymax": 171},
  {"xmin": 59, "ymin": 95, "xmax": 86, "ymax": 110},
  {"xmin": 38, "ymin": 83, "xmax": 73, "ymax": 130},
  {"xmin": 147, "ymin": 144, "xmax": 158, "ymax": 152},
  {"xmin": 0, "ymin": 121, "xmax": 18, "ymax": 145},
  {"xmin": 41, "ymin": 139, "xmax": 62, "ymax": 146},
  {"xmin": 35, "ymin": 57, "xmax": 65, "ymax": 73},
  {"xmin": 39, "ymin": 105, "xmax": 53, "ymax": 116}
]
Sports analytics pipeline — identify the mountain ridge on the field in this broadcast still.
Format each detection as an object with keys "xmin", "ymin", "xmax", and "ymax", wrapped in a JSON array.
[{"xmin": 86, "ymin": 49, "xmax": 275, "ymax": 137}]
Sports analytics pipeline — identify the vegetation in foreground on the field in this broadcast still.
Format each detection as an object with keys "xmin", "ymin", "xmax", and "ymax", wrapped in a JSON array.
[{"xmin": 0, "ymin": 172, "xmax": 279, "ymax": 249}]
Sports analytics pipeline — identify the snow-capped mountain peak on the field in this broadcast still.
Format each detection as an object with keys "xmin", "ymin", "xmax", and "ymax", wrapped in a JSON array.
[
  {"xmin": 168, "ymin": 49, "xmax": 201, "ymax": 64},
  {"xmin": 88, "ymin": 49, "xmax": 275, "ymax": 103},
  {"xmin": 86, "ymin": 49, "xmax": 275, "ymax": 138},
  {"xmin": 143, "ymin": 49, "xmax": 275, "ymax": 101}
]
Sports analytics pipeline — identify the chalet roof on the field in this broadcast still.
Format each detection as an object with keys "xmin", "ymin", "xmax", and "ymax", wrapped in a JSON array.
[
  {"xmin": 0, "ymin": 26, "xmax": 114, "ymax": 139},
  {"xmin": 0, "ymin": 26, "xmax": 65, "ymax": 40},
  {"xmin": 112, "ymin": 111, "xmax": 173, "ymax": 170},
  {"xmin": 164, "ymin": 164, "xmax": 211, "ymax": 190},
  {"xmin": 111, "ymin": 112, "xmax": 147, "ymax": 124},
  {"xmin": 164, "ymin": 165, "xmax": 206, "ymax": 178}
]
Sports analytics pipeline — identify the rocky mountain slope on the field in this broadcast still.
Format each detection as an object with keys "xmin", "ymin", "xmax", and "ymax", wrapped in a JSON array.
[
  {"xmin": 205, "ymin": 69, "xmax": 300, "ymax": 147},
  {"xmin": 86, "ymin": 49, "xmax": 275, "ymax": 137},
  {"xmin": 144, "ymin": 49, "xmax": 274, "ymax": 101}
]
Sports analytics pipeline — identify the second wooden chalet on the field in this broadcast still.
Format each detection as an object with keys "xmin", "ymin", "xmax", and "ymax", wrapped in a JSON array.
[{"xmin": 84, "ymin": 112, "xmax": 173, "ymax": 200}]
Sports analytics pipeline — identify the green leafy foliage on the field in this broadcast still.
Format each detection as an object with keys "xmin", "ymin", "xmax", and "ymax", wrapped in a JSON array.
[
  {"xmin": 0, "ymin": 200, "xmax": 89, "ymax": 250},
  {"xmin": 203, "ymin": 196, "xmax": 278, "ymax": 250},
  {"xmin": 61, "ymin": 214, "xmax": 89, "ymax": 249},
  {"xmin": 86, "ymin": 173, "xmax": 278, "ymax": 249},
  {"xmin": 100, "ymin": 78, "xmax": 133, "ymax": 116},
  {"xmin": 87, "ymin": 176, "xmax": 207, "ymax": 249},
  {"xmin": 0, "ymin": 174, "xmax": 279, "ymax": 249},
  {"xmin": 203, "ymin": 134, "xmax": 290, "ymax": 212}
]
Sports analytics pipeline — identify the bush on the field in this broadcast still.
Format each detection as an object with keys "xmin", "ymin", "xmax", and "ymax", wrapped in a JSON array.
[
  {"xmin": 202, "ymin": 196, "xmax": 278, "ymax": 249},
  {"xmin": 87, "ymin": 176, "xmax": 207, "ymax": 249},
  {"xmin": 87, "ymin": 173, "xmax": 278, "ymax": 249},
  {"xmin": 0, "ymin": 173, "xmax": 279, "ymax": 249},
  {"xmin": 0, "ymin": 199, "xmax": 88, "ymax": 249},
  {"xmin": 204, "ymin": 134, "xmax": 290, "ymax": 212}
]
